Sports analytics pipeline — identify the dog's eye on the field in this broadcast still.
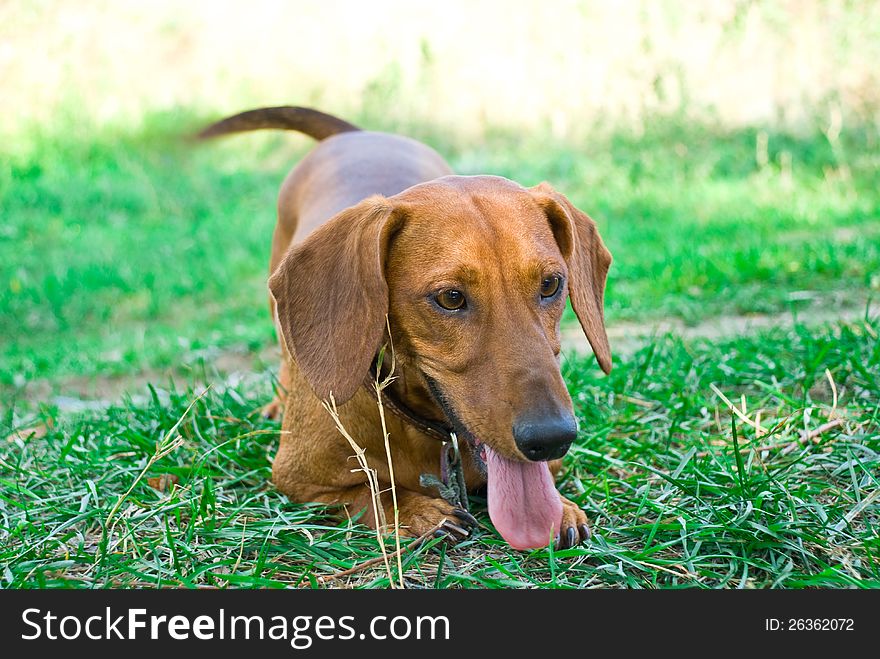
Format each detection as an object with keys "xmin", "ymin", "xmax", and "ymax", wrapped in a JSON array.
[
  {"xmin": 434, "ymin": 289, "xmax": 466, "ymax": 311},
  {"xmin": 540, "ymin": 275, "xmax": 562, "ymax": 299}
]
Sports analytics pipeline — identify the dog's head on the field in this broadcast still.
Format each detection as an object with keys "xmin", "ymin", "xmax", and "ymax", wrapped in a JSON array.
[{"xmin": 269, "ymin": 175, "xmax": 611, "ymax": 549}]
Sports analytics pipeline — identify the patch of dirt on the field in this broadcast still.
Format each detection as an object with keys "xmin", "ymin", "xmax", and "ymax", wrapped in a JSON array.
[
  {"xmin": 7, "ymin": 296, "xmax": 875, "ymax": 415},
  {"xmin": 563, "ymin": 298, "xmax": 874, "ymax": 355},
  {"xmin": 7, "ymin": 344, "xmax": 281, "ymax": 414}
]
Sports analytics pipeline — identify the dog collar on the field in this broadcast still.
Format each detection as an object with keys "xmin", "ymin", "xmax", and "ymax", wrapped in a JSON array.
[
  {"xmin": 363, "ymin": 368, "xmax": 470, "ymax": 511},
  {"xmin": 363, "ymin": 368, "xmax": 452, "ymax": 443}
]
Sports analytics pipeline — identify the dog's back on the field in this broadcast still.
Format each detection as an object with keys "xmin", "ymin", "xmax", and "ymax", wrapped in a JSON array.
[
  {"xmin": 197, "ymin": 106, "xmax": 452, "ymax": 243},
  {"xmin": 279, "ymin": 131, "xmax": 452, "ymax": 243}
]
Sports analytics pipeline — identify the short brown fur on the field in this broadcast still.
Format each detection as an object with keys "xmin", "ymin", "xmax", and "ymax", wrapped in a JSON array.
[{"xmin": 198, "ymin": 106, "xmax": 612, "ymax": 547}]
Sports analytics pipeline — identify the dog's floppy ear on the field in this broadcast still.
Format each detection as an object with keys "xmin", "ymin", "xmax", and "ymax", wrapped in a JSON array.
[
  {"xmin": 530, "ymin": 182, "xmax": 613, "ymax": 374},
  {"xmin": 268, "ymin": 195, "xmax": 403, "ymax": 403}
]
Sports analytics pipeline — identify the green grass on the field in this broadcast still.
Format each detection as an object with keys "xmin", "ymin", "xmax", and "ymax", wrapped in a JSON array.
[
  {"xmin": 2, "ymin": 112, "xmax": 879, "ymax": 389},
  {"xmin": 2, "ymin": 111, "xmax": 879, "ymax": 588},
  {"xmin": 2, "ymin": 318, "xmax": 877, "ymax": 588}
]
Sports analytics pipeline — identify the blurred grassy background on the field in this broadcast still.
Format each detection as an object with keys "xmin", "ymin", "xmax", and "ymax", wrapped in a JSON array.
[
  {"xmin": 3, "ymin": 0, "xmax": 880, "ymax": 590},
  {"xmin": 4, "ymin": 0, "xmax": 880, "ymax": 137},
  {"xmin": 2, "ymin": 0, "xmax": 879, "ymax": 395}
]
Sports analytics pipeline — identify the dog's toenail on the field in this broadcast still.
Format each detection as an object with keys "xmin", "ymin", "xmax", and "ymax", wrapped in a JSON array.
[{"xmin": 453, "ymin": 508, "xmax": 478, "ymax": 527}]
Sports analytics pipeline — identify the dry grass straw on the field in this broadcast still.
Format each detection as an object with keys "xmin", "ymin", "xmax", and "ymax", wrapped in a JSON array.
[
  {"xmin": 317, "ymin": 522, "xmax": 441, "ymax": 585},
  {"xmin": 372, "ymin": 319, "xmax": 405, "ymax": 587},
  {"xmin": 322, "ymin": 394, "xmax": 396, "ymax": 586},
  {"xmin": 320, "ymin": 319, "xmax": 405, "ymax": 588},
  {"xmin": 707, "ymin": 368, "xmax": 853, "ymax": 459}
]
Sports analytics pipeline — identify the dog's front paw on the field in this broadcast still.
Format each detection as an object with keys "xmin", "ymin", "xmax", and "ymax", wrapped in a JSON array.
[
  {"xmin": 398, "ymin": 495, "xmax": 478, "ymax": 544},
  {"xmin": 556, "ymin": 496, "xmax": 591, "ymax": 549}
]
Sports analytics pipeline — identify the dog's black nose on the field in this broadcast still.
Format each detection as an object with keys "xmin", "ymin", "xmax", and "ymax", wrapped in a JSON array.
[{"xmin": 512, "ymin": 414, "xmax": 577, "ymax": 462}]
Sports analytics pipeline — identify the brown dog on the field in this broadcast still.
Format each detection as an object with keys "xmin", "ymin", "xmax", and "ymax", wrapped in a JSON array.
[{"xmin": 198, "ymin": 107, "xmax": 612, "ymax": 550}]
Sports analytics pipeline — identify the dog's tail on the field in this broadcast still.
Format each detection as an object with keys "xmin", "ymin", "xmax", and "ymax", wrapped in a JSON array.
[{"xmin": 196, "ymin": 106, "xmax": 361, "ymax": 142}]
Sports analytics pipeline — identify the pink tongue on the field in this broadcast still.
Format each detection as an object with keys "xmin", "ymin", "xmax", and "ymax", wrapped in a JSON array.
[{"xmin": 485, "ymin": 445, "xmax": 563, "ymax": 550}]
